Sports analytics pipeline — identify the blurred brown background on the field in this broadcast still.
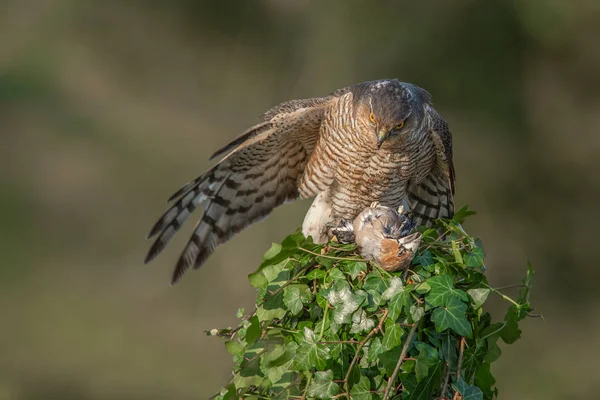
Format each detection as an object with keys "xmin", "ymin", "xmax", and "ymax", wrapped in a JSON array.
[{"xmin": 2, "ymin": 1, "xmax": 599, "ymax": 399}]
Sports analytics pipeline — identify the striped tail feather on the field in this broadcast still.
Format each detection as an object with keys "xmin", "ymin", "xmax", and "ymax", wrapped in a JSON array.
[{"xmin": 145, "ymin": 141, "xmax": 309, "ymax": 284}]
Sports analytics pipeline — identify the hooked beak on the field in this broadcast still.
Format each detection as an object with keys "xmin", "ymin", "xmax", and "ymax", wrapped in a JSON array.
[{"xmin": 376, "ymin": 130, "xmax": 389, "ymax": 149}]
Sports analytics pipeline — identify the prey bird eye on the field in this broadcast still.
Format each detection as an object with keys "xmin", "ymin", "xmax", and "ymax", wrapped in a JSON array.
[
  {"xmin": 394, "ymin": 121, "xmax": 405, "ymax": 130},
  {"xmin": 369, "ymin": 112, "xmax": 376, "ymax": 123}
]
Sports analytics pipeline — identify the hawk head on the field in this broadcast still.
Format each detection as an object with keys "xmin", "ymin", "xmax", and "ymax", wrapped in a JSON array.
[{"xmin": 353, "ymin": 79, "xmax": 431, "ymax": 148}]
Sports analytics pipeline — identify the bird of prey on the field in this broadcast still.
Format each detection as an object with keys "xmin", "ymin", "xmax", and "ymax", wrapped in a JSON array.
[
  {"xmin": 145, "ymin": 79, "xmax": 455, "ymax": 283},
  {"xmin": 352, "ymin": 203, "xmax": 422, "ymax": 272}
]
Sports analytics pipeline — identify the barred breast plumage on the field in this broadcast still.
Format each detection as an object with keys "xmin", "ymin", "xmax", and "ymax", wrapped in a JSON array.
[{"xmin": 145, "ymin": 79, "xmax": 455, "ymax": 283}]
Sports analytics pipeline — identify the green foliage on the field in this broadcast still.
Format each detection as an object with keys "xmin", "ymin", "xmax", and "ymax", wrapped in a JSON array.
[{"xmin": 210, "ymin": 207, "xmax": 535, "ymax": 399}]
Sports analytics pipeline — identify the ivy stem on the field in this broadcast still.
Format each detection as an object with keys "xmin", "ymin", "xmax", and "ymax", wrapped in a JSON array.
[
  {"xmin": 342, "ymin": 309, "xmax": 389, "ymax": 395},
  {"xmin": 300, "ymin": 374, "xmax": 312, "ymax": 400},
  {"xmin": 485, "ymin": 284, "xmax": 520, "ymax": 307},
  {"xmin": 440, "ymin": 364, "xmax": 451, "ymax": 400},
  {"xmin": 383, "ymin": 322, "xmax": 417, "ymax": 400},
  {"xmin": 318, "ymin": 304, "xmax": 330, "ymax": 341},
  {"xmin": 298, "ymin": 246, "xmax": 366, "ymax": 262},
  {"xmin": 456, "ymin": 337, "xmax": 466, "ymax": 381}
]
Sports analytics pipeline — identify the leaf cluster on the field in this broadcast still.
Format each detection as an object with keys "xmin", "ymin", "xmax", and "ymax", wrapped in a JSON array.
[{"xmin": 210, "ymin": 207, "xmax": 535, "ymax": 400}]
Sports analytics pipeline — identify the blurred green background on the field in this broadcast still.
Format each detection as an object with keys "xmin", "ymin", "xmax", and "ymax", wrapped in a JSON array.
[{"xmin": 2, "ymin": 1, "xmax": 599, "ymax": 399}]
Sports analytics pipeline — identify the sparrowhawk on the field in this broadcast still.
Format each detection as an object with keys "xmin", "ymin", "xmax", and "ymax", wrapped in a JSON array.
[{"xmin": 145, "ymin": 79, "xmax": 455, "ymax": 283}]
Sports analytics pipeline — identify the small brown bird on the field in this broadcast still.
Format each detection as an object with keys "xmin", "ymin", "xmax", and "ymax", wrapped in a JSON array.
[{"xmin": 352, "ymin": 203, "xmax": 421, "ymax": 272}]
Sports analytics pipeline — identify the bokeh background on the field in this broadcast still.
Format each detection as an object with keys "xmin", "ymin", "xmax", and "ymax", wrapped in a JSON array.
[{"xmin": 2, "ymin": 1, "xmax": 600, "ymax": 399}]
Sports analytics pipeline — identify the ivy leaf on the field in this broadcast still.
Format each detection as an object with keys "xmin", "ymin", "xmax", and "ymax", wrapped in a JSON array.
[
  {"xmin": 415, "ymin": 343, "xmax": 439, "ymax": 382},
  {"xmin": 518, "ymin": 263, "xmax": 535, "ymax": 305},
  {"xmin": 350, "ymin": 375, "xmax": 372, "ymax": 400},
  {"xmin": 326, "ymin": 281, "xmax": 363, "ymax": 326},
  {"xmin": 454, "ymin": 379, "xmax": 484, "ymax": 400},
  {"xmin": 351, "ymin": 309, "xmax": 375, "ymax": 334},
  {"xmin": 329, "ymin": 267, "xmax": 345, "ymax": 281},
  {"xmin": 343, "ymin": 261, "xmax": 367, "ymax": 280},
  {"xmin": 500, "ymin": 305, "xmax": 522, "ymax": 344},
  {"xmin": 367, "ymin": 337, "xmax": 385, "ymax": 362},
  {"xmin": 294, "ymin": 328, "xmax": 330, "ymax": 371},
  {"xmin": 225, "ymin": 340, "xmax": 244, "ymax": 356},
  {"xmin": 467, "ymin": 288, "xmax": 490, "ymax": 310},
  {"xmin": 440, "ymin": 334, "xmax": 458, "ymax": 372},
  {"xmin": 405, "ymin": 360, "xmax": 443, "ymax": 400},
  {"xmin": 283, "ymin": 284, "xmax": 312, "ymax": 315},
  {"xmin": 464, "ymin": 247, "xmax": 485, "ymax": 268},
  {"xmin": 382, "ymin": 277, "xmax": 404, "ymax": 300},
  {"xmin": 431, "ymin": 297, "xmax": 473, "ymax": 337},
  {"xmin": 261, "ymin": 343, "xmax": 297, "ymax": 383},
  {"xmin": 363, "ymin": 271, "xmax": 389, "ymax": 293},
  {"xmin": 461, "ymin": 341, "xmax": 487, "ymax": 380},
  {"xmin": 245, "ymin": 316, "xmax": 261, "ymax": 346},
  {"xmin": 387, "ymin": 290, "xmax": 410, "ymax": 322},
  {"xmin": 382, "ymin": 320, "xmax": 404, "ymax": 350},
  {"xmin": 426, "ymin": 275, "xmax": 468, "ymax": 307},
  {"xmin": 262, "ymin": 242, "xmax": 282, "ymax": 261},
  {"xmin": 308, "ymin": 370, "xmax": 340, "ymax": 399},
  {"xmin": 474, "ymin": 362, "xmax": 496, "ymax": 398},
  {"xmin": 410, "ymin": 305, "xmax": 425, "ymax": 322},
  {"xmin": 256, "ymin": 291, "xmax": 287, "ymax": 322},
  {"xmin": 452, "ymin": 206, "xmax": 477, "ymax": 224},
  {"xmin": 413, "ymin": 249, "xmax": 434, "ymax": 267},
  {"xmin": 451, "ymin": 240, "xmax": 464, "ymax": 264}
]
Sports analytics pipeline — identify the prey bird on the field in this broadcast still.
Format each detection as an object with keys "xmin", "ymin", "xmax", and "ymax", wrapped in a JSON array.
[
  {"xmin": 352, "ymin": 203, "xmax": 422, "ymax": 272},
  {"xmin": 144, "ymin": 79, "xmax": 455, "ymax": 284}
]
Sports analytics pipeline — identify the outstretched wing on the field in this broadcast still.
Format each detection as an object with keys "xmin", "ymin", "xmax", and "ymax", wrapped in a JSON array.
[
  {"xmin": 145, "ymin": 95, "xmax": 339, "ymax": 284},
  {"xmin": 407, "ymin": 104, "xmax": 455, "ymax": 225}
]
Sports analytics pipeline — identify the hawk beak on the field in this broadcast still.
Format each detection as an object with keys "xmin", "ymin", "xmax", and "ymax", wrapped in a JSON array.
[{"xmin": 376, "ymin": 130, "xmax": 389, "ymax": 149}]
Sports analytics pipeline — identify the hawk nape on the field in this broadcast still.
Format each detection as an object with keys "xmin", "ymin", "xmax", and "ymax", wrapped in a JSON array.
[{"xmin": 144, "ymin": 79, "xmax": 455, "ymax": 284}]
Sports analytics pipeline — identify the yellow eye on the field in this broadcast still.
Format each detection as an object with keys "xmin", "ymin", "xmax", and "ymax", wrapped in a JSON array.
[
  {"xmin": 395, "ymin": 121, "xmax": 405, "ymax": 130},
  {"xmin": 369, "ymin": 112, "xmax": 376, "ymax": 123}
]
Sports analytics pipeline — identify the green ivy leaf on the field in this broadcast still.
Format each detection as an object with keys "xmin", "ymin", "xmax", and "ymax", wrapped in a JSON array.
[
  {"xmin": 410, "ymin": 305, "xmax": 425, "ymax": 323},
  {"xmin": 452, "ymin": 206, "xmax": 477, "ymax": 224},
  {"xmin": 500, "ymin": 305, "xmax": 522, "ymax": 344},
  {"xmin": 467, "ymin": 288, "xmax": 490, "ymax": 310},
  {"xmin": 261, "ymin": 342, "xmax": 297, "ymax": 384},
  {"xmin": 329, "ymin": 267, "xmax": 345, "ymax": 281},
  {"xmin": 363, "ymin": 271, "xmax": 389, "ymax": 293},
  {"xmin": 474, "ymin": 362, "xmax": 496, "ymax": 398},
  {"xmin": 382, "ymin": 320, "xmax": 404, "ymax": 350},
  {"xmin": 464, "ymin": 247, "xmax": 485, "ymax": 268},
  {"xmin": 426, "ymin": 275, "xmax": 468, "ymax": 307},
  {"xmin": 343, "ymin": 261, "xmax": 367, "ymax": 280},
  {"xmin": 294, "ymin": 327, "xmax": 330, "ymax": 371},
  {"xmin": 367, "ymin": 337, "xmax": 385, "ymax": 362},
  {"xmin": 308, "ymin": 370, "xmax": 340, "ymax": 399},
  {"xmin": 431, "ymin": 297, "xmax": 473, "ymax": 337},
  {"xmin": 518, "ymin": 263, "xmax": 535, "ymax": 305},
  {"xmin": 256, "ymin": 291, "xmax": 287, "ymax": 322},
  {"xmin": 225, "ymin": 340, "xmax": 244, "ymax": 356},
  {"xmin": 440, "ymin": 333, "xmax": 458, "ymax": 372},
  {"xmin": 405, "ymin": 360, "xmax": 443, "ymax": 400},
  {"xmin": 382, "ymin": 277, "xmax": 404, "ymax": 300},
  {"xmin": 283, "ymin": 284, "xmax": 312, "ymax": 315},
  {"xmin": 350, "ymin": 375, "xmax": 372, "ymax": 400},
  {"xmin": 454, "ymin": 378, "xmax": 484, "ymax": 400},
  {"xmin": 387, "ymin": 290, "xmax": 410, "ymax": 322},
  {"xmin": 325, "ymin": 281, "xmax": 363, "ymax": 326},
  {"xmin": 245, "ymin": 316, "xmax": 261, "ymax": 346}
]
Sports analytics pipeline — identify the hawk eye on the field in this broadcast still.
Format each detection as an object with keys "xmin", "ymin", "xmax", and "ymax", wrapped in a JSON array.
[
  {"xmin": 394, "ymin": 121, "xmax": 405, "ymax": 130},
  {"xmin": 369, "ymin": 112, "xmax": 376, "ymax": 123}
]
